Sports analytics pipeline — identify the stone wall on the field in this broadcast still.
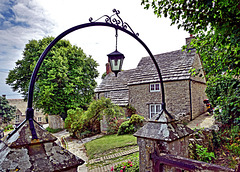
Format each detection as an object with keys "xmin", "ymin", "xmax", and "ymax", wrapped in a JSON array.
[
  {"xmin": 129, "ymin": 80, "xmax": 191, "ymax": 120},
  {"xmin": 129, "ymin": 79, "xmax": 207, "ymax": 121},
  {"xmin": 135, "ymin": 120, "xmax": 234, "ymax": 172},
  {"xmin": 191, "ymin": 80, "xmax": 208, "ymax": 119},
  {"xmin": 137, "ymin": 135, "xmax": 191, "ymax": 171},
  {"xmin": 48, "ymin": 115, "xmax": 64, "ymax": 129},
  {"xmin": 188, "ymin": 125, "xmax": 219, "ymax": 159}
]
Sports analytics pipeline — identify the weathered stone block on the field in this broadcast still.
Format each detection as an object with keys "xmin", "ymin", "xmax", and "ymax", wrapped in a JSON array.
[{"xmin": 48, "ymin": 115, "xmax": 65, "ymax": 129}]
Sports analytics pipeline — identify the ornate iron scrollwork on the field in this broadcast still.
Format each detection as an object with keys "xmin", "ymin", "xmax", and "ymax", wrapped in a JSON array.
[{"xmin": 89, "ymin": 9, "xmax": 139, "ymax": 36}]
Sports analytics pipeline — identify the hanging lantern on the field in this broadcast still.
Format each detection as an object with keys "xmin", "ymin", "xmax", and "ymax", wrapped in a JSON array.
[
  {"xmin": 107, "ymin": 28, "xmax": 125, "ymax": 77},
  {"xmin": 107, "ymin": 50, "xmax": 125, "ymax": 77}
]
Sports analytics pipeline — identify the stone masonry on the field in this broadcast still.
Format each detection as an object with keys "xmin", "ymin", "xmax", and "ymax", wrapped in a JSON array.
[
  {"xmin": 48, "ymin": 115, "xmax": 65, "ymax": 129},
  {"xmin": 0, "ymin": 120, "xmax": 84, "ymax": 171},
  {"xmin": 129, "ymin": 80, "xmax": 192, "ymax": 120}
]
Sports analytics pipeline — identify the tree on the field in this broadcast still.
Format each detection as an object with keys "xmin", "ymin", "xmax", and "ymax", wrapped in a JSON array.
[
  {"xmin": 141, "ymin": 0, "xmax": 240, "ymax": 77},
  {"xmin": 0, "ymin": 96, "xmax": 16, "ymax": 125},
  {"xmin": 65, "ymin": 97, "xmax": 124, "ymax": 137},
  {"xmin": 6, "ymin": 37, "xmax": 99, "ymax": 119}
]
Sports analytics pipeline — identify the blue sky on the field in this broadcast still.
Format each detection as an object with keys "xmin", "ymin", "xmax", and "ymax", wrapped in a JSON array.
[{"xmin": 0, "ymin": 0, "xmax": 189, "ymax": 99}]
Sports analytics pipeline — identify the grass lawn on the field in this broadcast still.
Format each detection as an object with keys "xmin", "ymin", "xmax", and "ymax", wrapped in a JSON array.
[{"xmin": 85, "ymin": 134, "xmax": 137, "ymax": 159}]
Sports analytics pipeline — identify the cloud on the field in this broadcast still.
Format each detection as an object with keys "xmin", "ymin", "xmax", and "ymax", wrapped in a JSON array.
[
  {"xmin": 0, "ymin": 0, "xmax": 55, "ymax": 98},
  {"xmin": 0, "ymin": 0, "xmax": 55, "ymax": 63}
]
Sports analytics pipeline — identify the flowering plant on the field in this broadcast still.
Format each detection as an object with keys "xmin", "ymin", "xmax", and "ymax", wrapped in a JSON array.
[{"xmin": 111, "ymin": 160, "xmax": 139, "ymax": 172}]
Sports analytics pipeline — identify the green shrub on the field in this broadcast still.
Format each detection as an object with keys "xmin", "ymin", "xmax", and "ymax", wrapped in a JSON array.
[
  {"xmin": 205, "ymin": 75, "xmax": 240, "ymax": 126},
  {"xmin": 129, "ymin": 114, "xmax": 144, "ymax": 128},
  {"xmin": 65, "ymin": 97, "xmax": 125, "ymax": 138},
  {"xmin": 65, "ymin": 108, "xmax": 86, "ymax": 137},
  {"xmin": 226, "ymin": 143, "xmax": 240, "ymax": 156},
  {"xmin": 107, "ymin": 117, "xmax": 127, "ymax": 134},
  {"xmin": 118, "ymin": 121, "xmax": 136, "ymax": 135},
  {"xmin": 195, "ymin": 144, "xmax": 215, "ymax": 163},
  {"xmin": 117, "ymin": 114, "xmax": 144, "ymax": 135},
  {"xmin": 4, "ymin": 124, "xmax": 14, "ymax": 131}
]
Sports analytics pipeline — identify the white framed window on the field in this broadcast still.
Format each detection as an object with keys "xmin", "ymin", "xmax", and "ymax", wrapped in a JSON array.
[
  {"xmin": 37, "ymin": 117, "xmax": 42, "ymax": 122},
  {"xmin": 149, "ymin": 104, "xmax": 162, "ymax": 119},
  {"xmin": 150, "ymin": 83, "xmax": 160, "ymax": 92}
]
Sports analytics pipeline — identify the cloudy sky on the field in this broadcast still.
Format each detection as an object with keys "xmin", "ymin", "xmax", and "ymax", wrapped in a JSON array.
[{"xmin": 0, "ymin": 0, "xmax": 189, "ymax": 99}]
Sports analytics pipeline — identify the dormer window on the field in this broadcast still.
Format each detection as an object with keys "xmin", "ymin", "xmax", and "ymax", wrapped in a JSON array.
[{"xmin": 150, "ymin": 83, "xmax": 160, "ymax": 92}]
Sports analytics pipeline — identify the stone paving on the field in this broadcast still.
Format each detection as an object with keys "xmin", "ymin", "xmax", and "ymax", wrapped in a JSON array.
[
  {"xmin": 187, "ymin": 112, "xmax": 215, "ymax": 129},
  {"xmin": 51, "ymin": 130, "xmax": 103, "ymax": 172},
  {"xmin": 89, "ymin": 159, "xmax": 131, "ymax": 172}
]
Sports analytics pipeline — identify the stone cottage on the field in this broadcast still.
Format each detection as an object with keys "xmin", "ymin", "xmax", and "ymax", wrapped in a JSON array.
[
  {"xmin": 7, "ymin": 97, "xmax": 47, "ymax": 125},
  {"xmin": 95, "ymin": 37, "xmax": 207, "ymax": 121}
]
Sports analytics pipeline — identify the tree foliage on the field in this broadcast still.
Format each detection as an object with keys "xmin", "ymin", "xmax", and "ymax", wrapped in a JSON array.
[
  {"xmin": 141, "ymin": 0, "xmax": 240, "ymax": 77},
  {"xmin": 0, "ymin": 96, "xmax": 16, "ymax": 125},
  {"xmin": 65, "ymin": 97, "xmax": 124, "ymax": 137},
  {"xmin": 206, "ymin": 75, "xmax": 240, "ymax": 126},
  {"xmin": 6, "ymin": 37, "xmax": 99, "ymax": 119},
  {"xmin": 141, "ymin": 0, "xmax": 240, "ymax": 127}
]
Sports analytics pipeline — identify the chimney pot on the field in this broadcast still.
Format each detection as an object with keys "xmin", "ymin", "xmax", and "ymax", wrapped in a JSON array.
[
  {"xmin": 186, "ymin": 36, "xmax": 195, "ymax": 49},
  {"xmin": 106, "ymin": 62, "xmax": 112, "ymax": 75}
]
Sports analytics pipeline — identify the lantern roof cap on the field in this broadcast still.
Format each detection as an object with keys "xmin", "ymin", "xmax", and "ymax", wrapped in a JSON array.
[{"xmin": 107, "ymin": 50, "xmax": 125, "ymax": 58}]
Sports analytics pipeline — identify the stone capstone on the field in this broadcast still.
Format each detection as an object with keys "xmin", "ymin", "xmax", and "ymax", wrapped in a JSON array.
[
  {"xmin": 0, "ymin": 120, "xmax": 84, "ymax": 171},
  {"xmin": 134, "ymin": 111, "xmax": 193, "ymax": 141}
]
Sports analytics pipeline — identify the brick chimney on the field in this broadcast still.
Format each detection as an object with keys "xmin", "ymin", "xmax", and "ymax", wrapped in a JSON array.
[
  {"xmin": 106, "ymin": 62, "xmax": 112, "ymax": 75},
  {"xmin": 185, "ymin": 34, "xmax": 195, "ymax": 50}
]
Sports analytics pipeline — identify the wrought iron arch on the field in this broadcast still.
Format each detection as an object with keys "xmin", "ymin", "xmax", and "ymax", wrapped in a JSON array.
[{"xmin": 8, "ymin": 9, "xmax": 172, "ymax": 140}]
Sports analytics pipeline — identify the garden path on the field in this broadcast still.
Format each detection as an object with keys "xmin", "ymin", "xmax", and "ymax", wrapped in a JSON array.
[
  {"xmin": 187, "ymin": 112, "xmax": 215, "ymax": 129},
  {"xmin": 49, "ymin": 127, "xmax": 103, "ymax": 172},
  {"xmin": 43, "ymin": 112, "xmax": 215, "ymax": 172}
]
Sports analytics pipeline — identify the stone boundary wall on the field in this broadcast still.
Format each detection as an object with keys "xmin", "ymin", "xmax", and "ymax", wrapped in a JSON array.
[
  {"xmin": 188, "ymin": 124, "xmax": 220, "ymax": 161},
  {"xmin": 48, "ymin": 115, "xmax": 65, "ymax": 129}
]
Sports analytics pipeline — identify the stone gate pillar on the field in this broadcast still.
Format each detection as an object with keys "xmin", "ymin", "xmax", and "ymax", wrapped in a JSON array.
[
  {"xmin": 134, "ymin": 111, "xmax": 193, "ymax": 172},
  {"xmin": 0, "ymin": 120, "xmax": 84, "ymax": 171}
]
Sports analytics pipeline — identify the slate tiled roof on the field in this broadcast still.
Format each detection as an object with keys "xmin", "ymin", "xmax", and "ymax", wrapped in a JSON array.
[
  {"xmin": 95, "ymin": 49, "xmax": 196, "ymax": 105},
  {"xmin": 95, "ymin": 69, "xmax": 134, "ymax": 106},
  {"xmin": 95, "ymin": 69, "xmax": 135, "ymax": 92},
  {"xmin": 108, "ymin": 90, "xmax": 129, "ymax": 106},
  {"xmin": 128, "ymin": 49, "xmax": 196, "ymax": 85}
]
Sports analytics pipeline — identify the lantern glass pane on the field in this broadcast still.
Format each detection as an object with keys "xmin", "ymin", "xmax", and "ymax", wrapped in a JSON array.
[{"xmin": 110, "ymin": 59, "xmax": 121, "ymax": 71}]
